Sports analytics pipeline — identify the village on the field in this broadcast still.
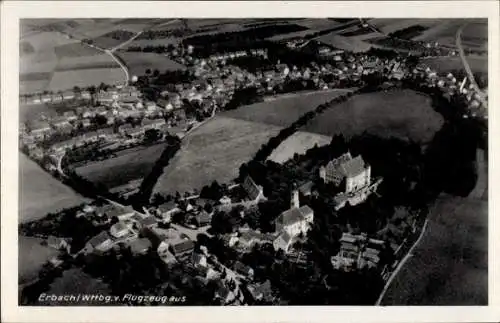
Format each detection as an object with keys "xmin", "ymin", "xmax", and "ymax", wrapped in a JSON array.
[{"xmin": 18, "ymin": 28, "xmax": 488, "ymax": 306}]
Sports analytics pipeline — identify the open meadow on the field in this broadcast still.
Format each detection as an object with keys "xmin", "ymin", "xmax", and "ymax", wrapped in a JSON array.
[
  {"xmin": 74, "ymin": 143, "xmax": 166, "ymax": 190},
  {"xmin": 153, "ymin": 117, "xmax": 281, "ymax": 195},
  {"xmin": 222, "ymin": 89, "xmax": 354, "ymax": 127},
  {"xmin": 116, "ymin": 52, "xmax": 186, "ymax": 78},
  {"xmin": 268, "ymin": 131, "xmax": 332, "ymax": 164},
  {"xmin": 19, "ymin": 236, "xmax": 59, "ymax": 285},
  {"xmin": 301, "ymin": 89, "xmax": 444, "ymax": 145},
  {"xmin": 422, "ymin": 55, "xmax": 488, "ymax": 74},
  {"xmin": 19, "ymin": 154, "xmax": 89, "ymax": 223},
  {"xmin": 381, "ymin": 194, "xmax": 487, "ymax": 305}
]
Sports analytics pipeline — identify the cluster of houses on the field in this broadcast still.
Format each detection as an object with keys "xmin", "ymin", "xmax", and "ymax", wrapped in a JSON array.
[
  {"xmin": 330, "ymin": 232, "xmax": 386, "ymax": 272},
  {"xmin": 410, "ymin": 64, "xmax": 488, "ymax": 119},
  {"xmin": 72, "ymin": 199, "xmax": 275, "ymax": 305}
]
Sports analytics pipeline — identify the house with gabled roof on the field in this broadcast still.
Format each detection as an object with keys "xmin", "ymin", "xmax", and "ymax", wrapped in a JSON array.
[
  {"xmin": 84, "ymin": 231, "xmax": 113, "ymax": 254},
  {"xmin": 170, "ymin": 239, "xmax": 195, "ymax": 257},
  {"xmin": 247, "ymin": 280, "xmax": 273, "ymax": 303}
]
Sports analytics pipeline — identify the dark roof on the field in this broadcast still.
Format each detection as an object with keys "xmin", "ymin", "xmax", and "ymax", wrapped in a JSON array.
[
  {"xmin": 324, "ymin": 152, "xmax": 352, "ymax": 172},
  {"xmin": 276, "ymin": 208, "xmax": 304, "ymax": 227},
  {"xmin": 276, "ymin": 205, "xmax": 312, "ymax": 227},
  {"xmin": 196, "ymin": 212, "xmax": 212, "ymax": 224},
  {"xmin": 298, "ymin": 181, "xmax": 314, "ymax": 194},
  {"xmin": 88, "ymin": 231, "xmax": 111, "ymax": 248},
  {"xmin": 340, "ymin": 155, "xmax": 367, "ymax": 178},
  {"xmin": 171, "ymin": 239, "xmax": 195, "ymax": 255},
  {"xmin": 248, "ymin": 280, "xmax": 272, "ymax": 299},
  {"xmin": 139, "ymin": 216, "xmax": 158, "ymax": 227},
  {"xmin": 216, "ymin": 286, "xmax": 231, "ymax": 299},
  {"xmin": 158, "ymin": 201, "xmax": 178, "ymax": 212},
  {"xmin": 233, "ymin": 261, "xmax": 253, "ymax": 274}
]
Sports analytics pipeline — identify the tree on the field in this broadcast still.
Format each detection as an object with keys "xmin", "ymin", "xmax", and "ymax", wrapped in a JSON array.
[
  {"xmin": 145, "ymin": 68, "xmax": 152, "ymax": 75},
  {"xmin": 144, "ymin": 129, "xmax": 161, "ymax": 143}
]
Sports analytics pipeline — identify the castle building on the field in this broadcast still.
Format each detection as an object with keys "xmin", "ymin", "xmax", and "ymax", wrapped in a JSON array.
[{"xmin": 319, "ymin": 152, "xmax": 371, "ymax": 194}]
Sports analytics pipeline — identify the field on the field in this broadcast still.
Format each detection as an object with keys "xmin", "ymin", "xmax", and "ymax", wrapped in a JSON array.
[
  {"xmin": 460, "ymin": 21, "xmax": 488, "ymax": 51},
  {"xmin": 153, "ymin": 117, "xmax": 281, "ymax": 195},
  {"xmin": 48, "ymin": 68, "xmax": 126, "ymax": 92},
  {"xmin": 381, "ymin": 195, "xmax": 487, "ymax": 305},
  {"xmin": 315, "ymin": 33, "xmax": 372, "ymax": 52},
  {"xmin": 412, "ymin": 19, "xmax": 486, "ymax": 49},
  {"xmin": 422, "ymin": 55, "xmax": 488, "ymax": 74},
  {"xmin": 20, "ymin": 20, "xmax": 128, "ymax": 94},
  {"xmin": 19, "ymin": 154, "xmax": 89, "ymax": 223},
  {"xmin": 302, "ymin": 89, "xmax": 444, "ymax": 145},
  {"xmin": 268, "ymin": 131, "xmax": 332, "ymax": 164},
  {"xmin": 19, "ymin": 236, "xmax": 59, "ymax": 284},
  {"xmin": 294, "ymin": 19, "xmax": 342, "ymax": 30},
  {"xmin": 222, "ymin": 89, "xmax": 354, "ymax": 127},
  {"xmin": 116, "ymin": 52, "xmax": 186, "ymax": 78},
  {"xmin": 36, "ymin": 268, "xmax": 112, "ymax": 305},
  {"xmin": 368, "ymin": 19, "xmax": 443, "ymax": 35},
  {"xmin": 75, "ymin": 143, "xmax": 166, "ymax": 189}
]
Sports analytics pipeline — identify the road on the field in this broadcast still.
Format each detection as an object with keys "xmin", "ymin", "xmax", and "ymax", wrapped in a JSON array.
[{"xmin": 456, "ymin": 23, "xmax": 487, "ymax": 105}]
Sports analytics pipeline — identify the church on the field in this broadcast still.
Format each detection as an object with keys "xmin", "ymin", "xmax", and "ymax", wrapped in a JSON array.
[{"xmin": 274, "ymin": 185, "xmax": 314, "ymax": 241}]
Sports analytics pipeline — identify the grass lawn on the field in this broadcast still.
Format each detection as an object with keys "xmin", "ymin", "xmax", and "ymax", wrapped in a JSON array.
[
  {"xmin": 301, "ymin": 89, "xmax": 444, "ymax": 145},
  {"xmin": 268, "ymin": 131, "xmax": 331, "ymax": 164},
  {"xmin": 222, "ymin": 89, "xmax": 354, "ymax": 127},
  {"xmin": 153, "ymin": 116, "xmax": 281, "ymax": 195},
  {"xmin": 381, "ymin": 195, "xmax": 487, "ymax": 305},
  {"xmin": 75, "ymin": 143, "xmax": 166, "ymax": 189},
  {"xmin": 116, "ymin": 52, "xmax": 186, "ymax": 78},
  {"xmin": 19, "ymin": 236, "xmax": 59, "ymax": 284},
  {"xmin": 422, "ymin": 55, "xmax": 488, "ymax": 74},
  {"xmin": 19, "ymin": 154, "xmax": 89, "ymax": 223},
  {"xmin": 36, "ymin": 268, "xmax": 112, "ymax": 305}
]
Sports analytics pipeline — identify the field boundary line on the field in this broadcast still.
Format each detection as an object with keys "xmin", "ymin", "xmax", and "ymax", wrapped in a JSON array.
[{"xmin": 375, "ymin": 218, "xmax": 429, "ymax": 305}]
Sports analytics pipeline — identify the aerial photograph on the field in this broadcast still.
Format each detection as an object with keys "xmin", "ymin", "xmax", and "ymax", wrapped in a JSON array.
[{"xmin": 18, "ymin": 18, "xmax": 488, "ymax": 306}]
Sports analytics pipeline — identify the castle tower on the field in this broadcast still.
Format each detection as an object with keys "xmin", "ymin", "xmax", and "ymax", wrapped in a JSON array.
[{"xmin": 291, "ymin": 183, "xmax": 299, "ymax": 209}]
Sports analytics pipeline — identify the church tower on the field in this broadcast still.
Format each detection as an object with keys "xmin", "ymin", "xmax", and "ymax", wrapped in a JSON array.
[{"xmin": 291, "ymin": 183, "xmax": 300, "ymax": 209}]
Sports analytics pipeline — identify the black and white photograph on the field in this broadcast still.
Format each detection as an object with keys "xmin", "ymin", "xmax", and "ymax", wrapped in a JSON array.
[{"xmin": 2, "ymin": 1, "xmax": 499, "ymax": 322}]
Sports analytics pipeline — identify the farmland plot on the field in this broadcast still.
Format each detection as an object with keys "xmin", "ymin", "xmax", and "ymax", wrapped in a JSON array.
[
  {"xmin": 116, "ymin": 52, "xmax": 186, "ymax": 77},
  {"xmin": 422, "ymin": 55, "xmax": 488, "ymax": 74},
  {"xmin": 222, "ymin": 89, "xmax": 354, "ymax": 127},
  {"xmin": 316, "ymin": 33, "xmax": 372, "ymax": 52},
  {"xmin": 48, "ymin": 68, "xmax": 126, "ymax": 91},
  {"xmin": 75, "ymin": 143, "xmax": 166, "ymax": 189},
  {"xmin": 153, "ymin": 117, "xmax": 281, "ymax": 195},
  {"xmin": 55, "ymin": 54, "xmax": 120, "ymax": 71},
  {"xmin": 302, "ymin": 89, "xmax": 444, "ymax": 145},
  {"xmin": 19, "ymin": 153, "xmax": 89, "ymax": 223}
]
